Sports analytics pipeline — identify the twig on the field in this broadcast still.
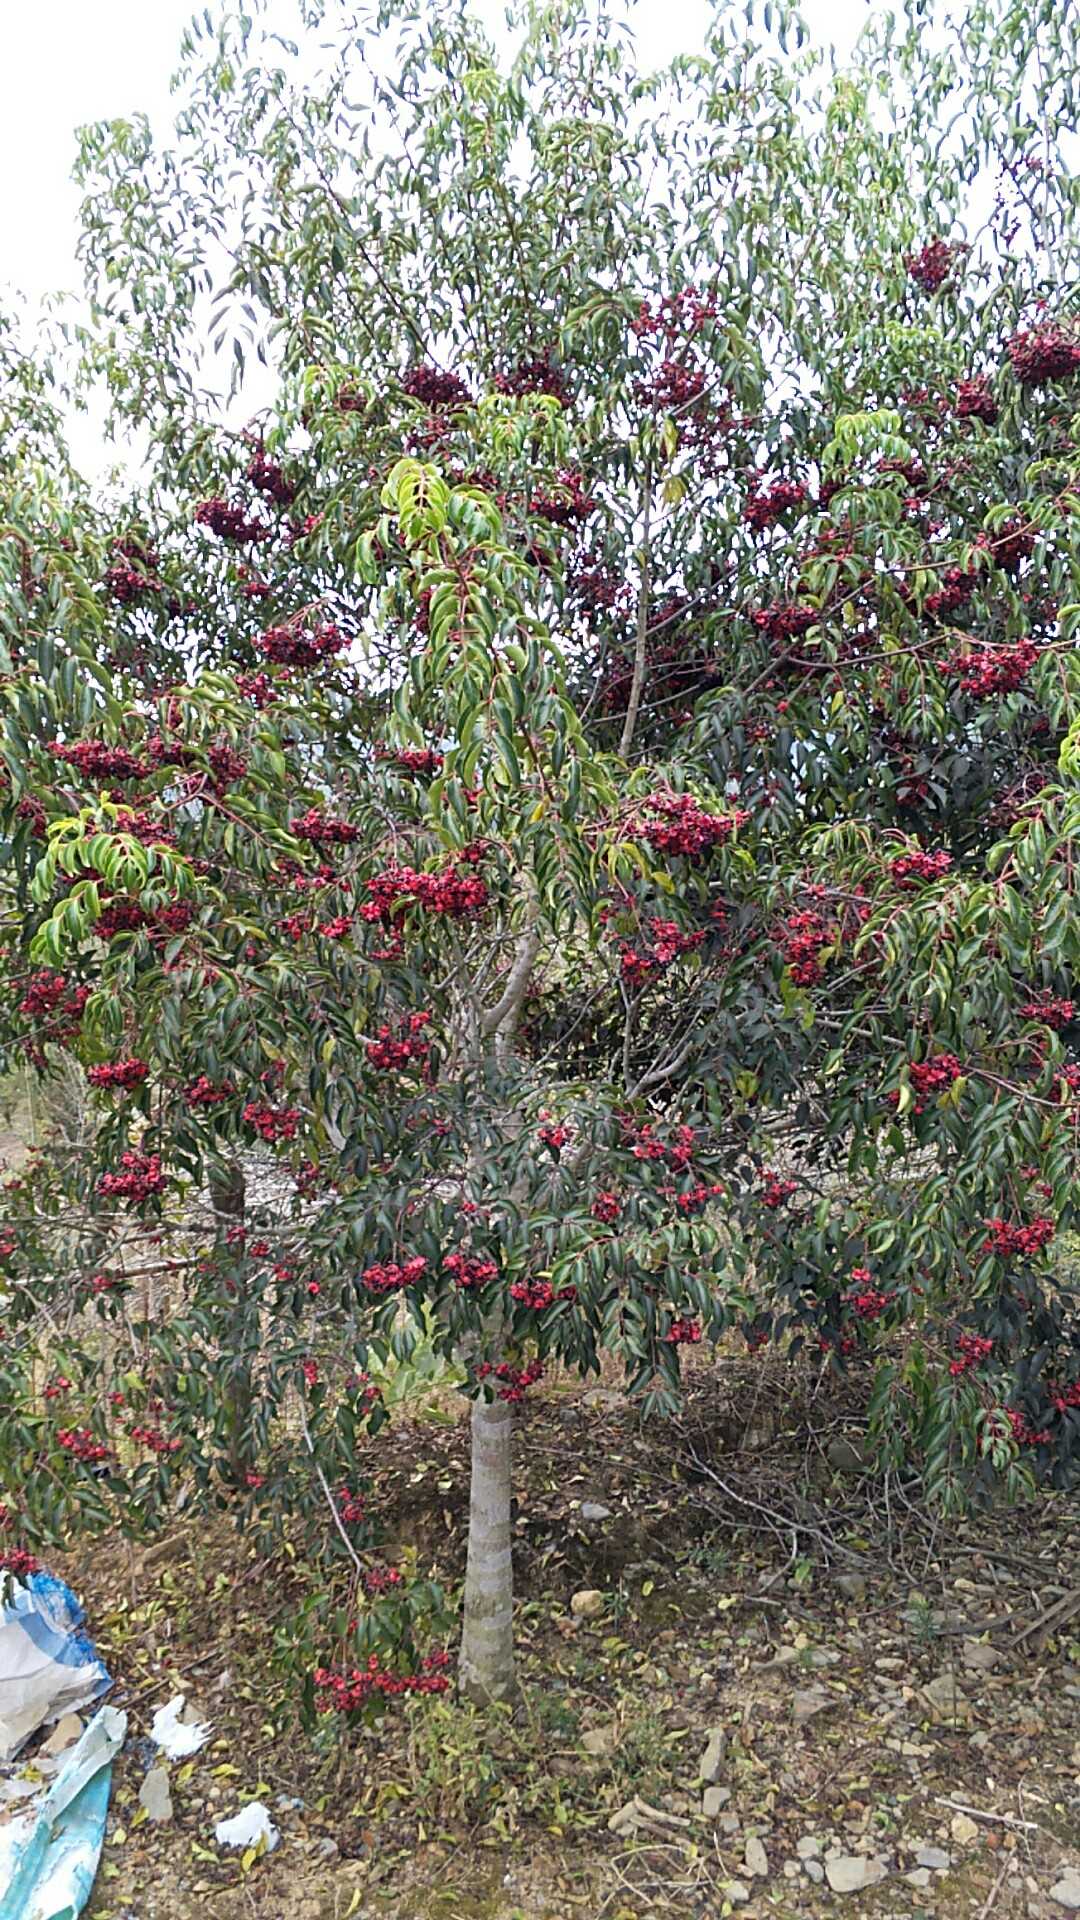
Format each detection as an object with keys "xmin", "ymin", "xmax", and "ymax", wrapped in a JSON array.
[
  {"xmin": 933, "ymin": 1798, "xmax": 1039, "ymax": 1833},
  {"xmin": 297, "ymin": 1399, "xmax": 364, "ymax": 1577},
  {"xmin": 975, "ymin": 1854, "xmax": 1012, "ymax": 1920}
]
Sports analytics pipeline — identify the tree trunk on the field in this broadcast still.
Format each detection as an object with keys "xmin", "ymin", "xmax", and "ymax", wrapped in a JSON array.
[
  {"xmin": 459, "ymin": 1394, "xmax": 516, "ymax": 1703},
  {"xmin": 209, "ymin": 1160, "xmax": 252, "ymax": 1485}
]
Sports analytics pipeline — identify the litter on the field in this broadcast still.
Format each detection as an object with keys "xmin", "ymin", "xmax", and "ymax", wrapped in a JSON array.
[
  {"xmin": 214, "ymin": 1801, "xmax": 280, "ymax": 1853},
  {"xmin": 0, "ymin": 1576, "xmax": 111, "ymax": 1763},
  {"xmin": 149, "ymin": 1695, "xmax": 210, "ymax": 1759},
  {"xmin": 0, "ymin": 1704, "xmax": 126, "ymax": 1920}
]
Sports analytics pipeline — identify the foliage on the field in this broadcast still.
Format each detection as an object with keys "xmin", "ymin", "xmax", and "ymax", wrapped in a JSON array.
[{"xmin": 1, "ymin": 0, "xmax": 1080, "ymax": 1698}]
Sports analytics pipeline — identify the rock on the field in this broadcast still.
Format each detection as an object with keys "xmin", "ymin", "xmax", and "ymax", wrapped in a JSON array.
[
  {"xmin": 570, "ymin": 1589, "xmax": 605, "ymax": 1620},
  {"xmin": 311, "ymin": 1836, "xmax": 339, "ymax": 1861},
  {"xmin": 804, "ymin": 1647, "xmax": 841, "ymax": 1667},
  {"xmin": 608, "ymin": 1799, "xmax": 638, "ymax": 1835},
  {"xmin": 906, "ymin": 1868, "xmax": 933, "ymax": 1890},
  {"xmin": 835, "ymin": 1572, "xmax": 867, "ymax": 1601},
  {"xmin": 702, "ymin": 1786, "xmax": 730, "ymax": 1818},
  {"xmin": 827, "ymin": 1438, "xmax": 872, "ymax": 1473},
  {"xmin": 699, "ymin": 1726, "xmax": 727, "ymax": 1782},
  {"xmin": 824, "ymin": 1855, "xmax": 887, "ymax": 1893},
  {"xmin": 950, "ymin": 1813, "xmax": 980, "ymax": 1845},
  {"xmin": 41, "ymin": 1714, "xmax": 83, "ymax": 1756},
  {"xmin": 796, "ymin": 1836, "xmax": 822, "ymax": 1859},
  {"xmin": 921, "ymin": 1673, "xmax": 970, "ymax": 1722},
  {"xmin": 139, "ymin": 1766, "xmax": 174, "ymax": 1823},
  {"xmin": 962, "ymin": 1639, "xmax": 1002, "ymax": 1672},
  {"xmin": 580, "ymin": 1502, "xmax": 612, "ymax": 1522},
  {"xmin": 792, "ymin": 1688, "xmax": 832, "ymax": 1726},
  {"xmin": 1050, "ymin": 1868, "xmax": 1080, "ymax": 1910},
  {"xmin": 719, "ymin": 1811, "xmax": 741, "ymax": 1836},
  {"xmin": 915, "ymin": 1847, "xmax": 951, "ymax": 1870},
  {"xmin": 744, "ymin": 1836, "xmax": 768, "ymax": 1877},
  {"xmin": 722, "ymin": 1882, "xmax": 751, "ymax": 1906},
  {"xmin": 804, "ymin": 1859, "xmax": 825, "ymax": 1883},
  {"xmin": 582, "ymin": 1725, "xmax": 617, "ymax": 1757}
]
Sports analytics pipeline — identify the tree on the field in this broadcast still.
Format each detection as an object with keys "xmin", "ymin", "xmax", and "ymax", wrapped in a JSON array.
[{"xmin": 2, "ymin": 0, "xmax": 1080, "ymax": 1708}]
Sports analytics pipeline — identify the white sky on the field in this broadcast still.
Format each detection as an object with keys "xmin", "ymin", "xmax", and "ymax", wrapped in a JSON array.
[{"xmin": 1, "ymin": 0, "xmax": 870, "ymax": 474}]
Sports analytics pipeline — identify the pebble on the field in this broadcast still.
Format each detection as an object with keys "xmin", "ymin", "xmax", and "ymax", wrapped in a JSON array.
[
  {"xmin": 702, "ymin": 1787, "xmax": 731, "ymax": 1817},
  {"xmin": 796, "ymin": 1836, "xmax": 822, "ymax": 1858},
  {"xmin": 916, "ymin": 1847, "xmax": 951, "ymax": 1870},
  {"xmin": 722, "ymin": 1882, "xmax": 751, "ymax": 1905},
  {"xmin": 950, "ymin": 1813, "xmax": 980, "ymax": 1845},
  {"xmin": 700, "ymin": 1727, "xmax": 727, "ymax": 1782},
  {"xmin": 803, "ymin": 1859, "xmax": 825, "ymax": 1883},
  {"xmin": 825, "ymin": 1855, "xmax": 888, "ymax": 1893},
  {"xmin": 1050, "ymin": 1868, "xmax": 1080, "ymax": 1910},
  {"xmin": 138, "ymin": 1767, "xmax": 173, "ymax": 1824},
  {"xmin": 570, "ymin": 1589, "xmax": 605, "ymax": 1619},
  {"xmin": 744, "ymin": 1836, "xmax": 768, "ymax": 1877},
  {"xmin": 580, "ymin": 1502, "xmax": 612, "ymax": 1522}
]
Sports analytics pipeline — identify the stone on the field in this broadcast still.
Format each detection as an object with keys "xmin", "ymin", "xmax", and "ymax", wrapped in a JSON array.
[
  {"xmin": 702, "ymin": 1786, "xmax": 730, "ymax": 1818},
  {"xmin": 950, "ymin": 1813, "xmax": 979, "ymax": 1845},
  {"xmin": 570, "ymin": 1589, "xmax": 605, "ymax": 1620},
  {"xmin": 804, "ymin": 1860, "xmax": 825, "ymax": 1883},
  {"xmin": 961, "ymin": 1639, "xmax": 1002, "ymax": 1672},
  {"xmin": 310, "ymin": 1836, "xmax": 339, "ymax": 1861},
  {"xmin": 41, "ymin": 1714, "xmax": 83, "ymax": 1756},
  {"xmin": 744, "ymin": 1836, "xmax": 768, "ymax": 1877},
  {"xmin": 608, "ymin": 1799, "xmax": 638, "ymax": 1835},
  {"xmin": 719, "ymin": 1812, "xmax": 741, "ymax": 1835},
  {"xmin": 699, "ymin": 1726, "xmax": 727, "ymax": 1782},
  {"xmin": 580, "ymin": 1502, "xmax": 612, "ymax": 1522},
  {"xmin": 827, "ymin": 1438, "xmax": 871, "ymax": 1473},
  {"xmin": 825, "ymin": 1855, "xmax": 887, "ymax": 1893},
  {"xmin": 835, "ymin": 1573, "xmax": 867, "ymax": 1601},
  {"xmin": 921, "ymin": 1673, "xmax": 970, "ymax": 1722},
  {"xmin": 1049, "ymin": 1869, "xmax": 1080, "ymax": 1910},
  {"xmin": 915, "ymin": 1847, "xmax": 951, "ymax": 1871},
  {"xmin": 722, "ymin": 1882, "xmax": 751, "ymax": 1905},
  {"xmin": 792, "ymin": 1688, "xmax": 832, "ymax": 1727},
  {"xmin": 906, "ymin": 1868, "xmax": 933, "ymax": 1890},
  {"xmin": 582, "ymin": 1725, "xmax": 617, "ymax": 1757},
  {"xmin": 796, "ymin": 1836, "xmax": 822, "ymax": 1858},
  {"xmin": 139, "ymin": 1766, "xmax": 174, "ymax": 1823}
]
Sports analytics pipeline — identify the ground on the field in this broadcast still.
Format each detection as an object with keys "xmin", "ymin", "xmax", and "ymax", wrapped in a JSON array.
[{"xmin": 36, "ymin": 1358, "xmax": 1080, "ymax": 1920}]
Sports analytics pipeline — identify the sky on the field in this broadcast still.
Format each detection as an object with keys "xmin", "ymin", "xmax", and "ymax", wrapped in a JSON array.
[{"xmin": 1, "ymin": 0, "xmax": 871, "ymax": 473}]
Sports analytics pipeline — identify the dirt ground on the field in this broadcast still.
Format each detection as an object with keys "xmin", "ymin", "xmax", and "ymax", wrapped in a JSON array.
[{"xmin": 30, "ymin": 1359, "xmax": 1080, "ymax": 1920}]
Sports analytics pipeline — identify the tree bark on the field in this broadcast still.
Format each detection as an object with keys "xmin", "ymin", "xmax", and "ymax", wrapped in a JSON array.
[
  {"xmin": 459, "ymin": 1394, "xmax": 516, "ymax": 1703},
  {"xmin": 209, "ymin": 1159, "xmax": 252, "ymax": 1485}
]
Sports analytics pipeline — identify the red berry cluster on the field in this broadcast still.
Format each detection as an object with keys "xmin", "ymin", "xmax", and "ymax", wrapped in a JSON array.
[
  {"xmin": 626, "ymin": 1121, "xmax": 696, "ymax": 1168},
  {"xmin": 667, "ymin": 1181, "xmax": 725, "ymax": 1217},
  {"xmin": 241, "ymin": 1102, "xmax": 299, "ymax": 1142},
  {"xmin": 1002, "ymin": 1406, "xmax": 1052, "ymax": 1447},
  {"xmin": 509, "ymin": 1278, "xmax": 577, "ymax": 1309},
  {"xmin": 87, "ymin": 1059, "xmax": 149, "ymax": 1092},
  {"xmin": 43, "ymin": 1375, "xmax": 73, "ymax": 1400},
  {"xmin": 844, "ymin": 1269, "xmax": 894, "ymax": 1320},
  {"xmin": 104, "ymin": 556, "xmax": 163, "ymax": 604},
  {"xmin": 779, "ymin": 907, "xmax": 833, "ymax": 987},
  {"xmin": 954, "ymin": 375, "xmax": 999, "ymax": 423},
  {"xmin": 530, "ymin": 470, "xmax": 596, "ymax": 526},
  {"xmin": 617, "ymin": 916, "xmax": 705, "ymax": 986},
  {"xmin": 388, "ymin": 747, "xmax": 444, "ymax": 776},
  {"xmin": 236, "ymin": 670, "xmax": 276, "ymax": 706},
  {"xmin": 633, "ymin": 358, "xmax": 706, "ymax": 415},
  {"xmin": 944, "ymin": 639, "xmax": 1039, "ymax": 697},
  {"xmin": 402, "ymin": 363, "xmax": 472, "ymax": 410},
  {"xmin": 476, "ymin": 1358, "xmax": 544, "ymax": 1403},
  {"xmin": 360, "ymin": 854, "xmax": 489, "ymax": 924},
  {"xmin": 906, "ymin": 238, "xmax": 962, "ymax": 291},
  {"xmin": 493, "ymin": 351, "xmax": 569, "ymax": 404},
  {"xmin": 292, "ymin": 807, "xmax": 359, "ymax": 846},
  {"xmin": 314, "ymin": 1649, "xmax": 451, "ymax": 1712},
  {"xmin": 0, "ymin": 1548, "xmax": 42, "ymax": 1577},
  {"xmin": 949, "ymin": 1332, "xmax": 994, "ymax": 1376},
  {"xmin": 637, "ymin": 792, "xmax": 748, "ymax": 860},
  {"xmin": 890, "ymin": 848, "xmax": 953, "ymax": 887},
  {"xmin": 538, "ymin": 1122, "xmax": 569, "ymax": 1153},
  {"xmin": 1019, "ymin": 995, "xmax": 1074, "ymax": 1029},
  {"xmin": 759, "ymin": 1170, "xmax": 797, "ymax": 1208},
  {"xmin": 363, "ymin": 1563, "xmax": 404, "ymax": 1595},
  {"xmin": 665, "ymin": 1317, "xmax": 702, "ymax": 1345},
  {"xmin": 366, "ymin": 1012, "xmax": 432, "ymax": 1073},
  {"xmin": 1007, "ymin": 324, "xmax": 1080, "ymax": 386},
  {"xmin": 56, "ymin": 1427, "xmax": 112, "ymax": 1464},
  {"xmin": 129, "ymin": 1424, "xmax": 182, "ymax": 1454},
  {"xmin": 985, "ymin": 519, "xmax": 1036, "ymax": 573},
  {"xmin": 360, "ymin": 1256, "xmax": 427, "ymax": 1296},
  {"xmin": 337, "ymin": 1486, "xmax": 366, "ymax": 1526},
  {"xmin": 983, "ymin": 1215, "xmax": 1055, "ymax": 1258},
  {"xmin": 194, "ymin": 498, "xmax": 269, "ymax": 544},
  {"xmin": 922, "ymin": 565, "xmax": 977, "ymax": 621},
  {"xmin": 51, "ymin": 740, "xmax": 147, "ymax": 781},
  {"xmin": 246, "ymin": 452, "xmax": 298, "ymax": 506},
  {"xmin": 631, "ymin": 287, "xmax": 720, "ymax": 340},
  {"xmin": 183, "ymin": 1075, "xmax": 232, "ymax": 1107},
  {"xmin": 445, "ymin": 1254, "xmax": 499, "ymax": 1290},
  {"xmin": 751, "ymin": 602, "xmax": 818, "ymax": 643},
  {"xmin": 18, "ymin": 971, "xmax": 90, "ymax": 1033},
  {"xmin": 98, "ymin": 1151, "xmax": 166, "ymax": 1203},
  {"xmin": 257, "ymin": 622, "xmax": 345, "ymax": 667},
  {"xmin": 744, "ymin": 477, "xmax": 807, "ymax": 532},
  {"xmin": 590, "ymin": 1190, "xmax": 621, "ymax": 1223},
  {"xmin": 905, "ymin": 1053, "xmax": 963, "ymax": 1110}
]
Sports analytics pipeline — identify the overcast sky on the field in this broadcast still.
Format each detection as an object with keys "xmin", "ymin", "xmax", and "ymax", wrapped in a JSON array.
[{"xmin": 2, "ymin": 0, "xmax": 870, "ymax": 474}]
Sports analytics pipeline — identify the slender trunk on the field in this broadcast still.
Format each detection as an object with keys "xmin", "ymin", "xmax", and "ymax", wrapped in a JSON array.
[
  {"xmin": 459, "ymin": 1394, "xmax": 516, "ymax": 1704},
  {"xmin": 209, "ymin": 1160, "xmax": 251, "ymax": 1485}
]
